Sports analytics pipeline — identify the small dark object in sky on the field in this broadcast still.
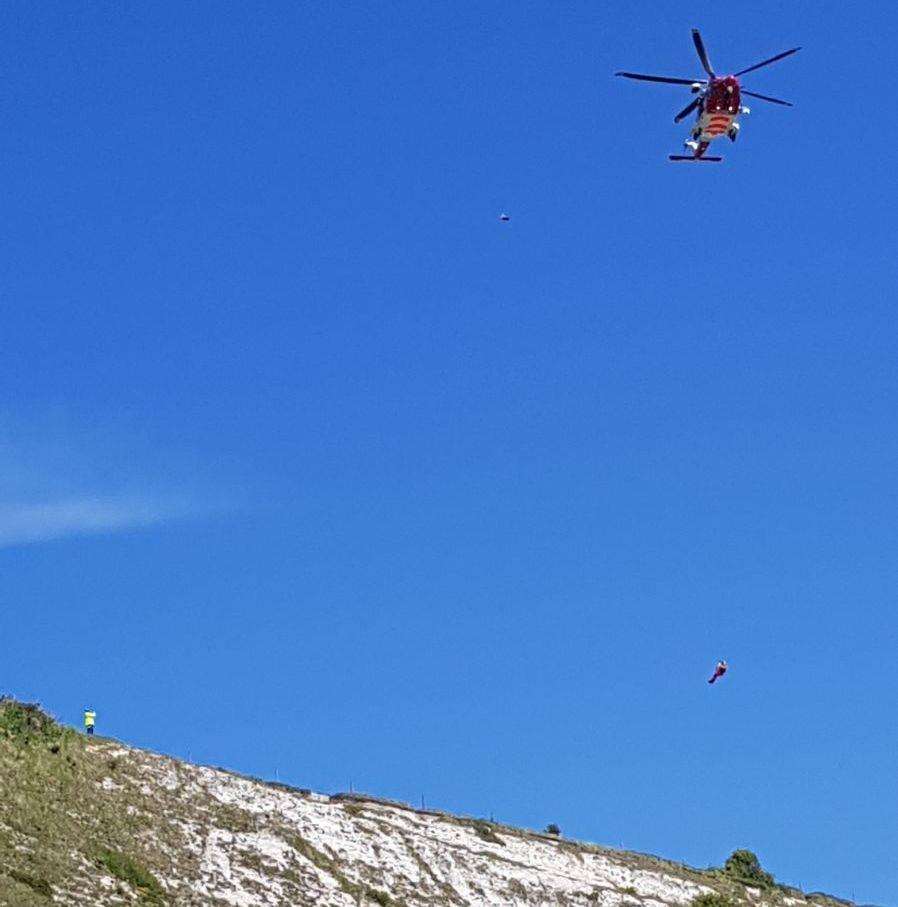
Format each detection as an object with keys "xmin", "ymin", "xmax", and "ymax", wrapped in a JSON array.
[
  {"xmin": 708, "ymin": 659, "xmax": 728, "ymax": 684},
  {"xmin": 499, "ymin": 213, "xmax": 510, "ymax": 222}
]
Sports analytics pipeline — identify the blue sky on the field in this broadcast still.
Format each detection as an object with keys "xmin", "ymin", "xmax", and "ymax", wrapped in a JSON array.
[{"xmin": 1, "ymin": 1, "xmax": 896, "ymax": 902}]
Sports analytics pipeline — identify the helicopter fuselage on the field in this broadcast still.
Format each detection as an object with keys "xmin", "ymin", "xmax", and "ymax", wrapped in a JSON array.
[
  {"xmin": 691, "ymin": 76, "xmax": 741, "ymax": 150},
  {"xmin": 615, "ymin": 29, "xmax": 799, "ymax": 162}
]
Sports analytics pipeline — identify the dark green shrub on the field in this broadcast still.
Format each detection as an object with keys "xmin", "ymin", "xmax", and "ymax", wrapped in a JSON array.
[
  {"xmin": 691, "ymin": 893, "xmax": 736, "ymax": 907},
  {"xmin": 0, "ymin": 699, "xmax": 64, "ymax": 744},
  {"xmin": 545, "ymin": 823, "xmax": 561, "ymax": 836},
  {"xmin": 724, "ymin": 849, "xmax": 774, "ymax": 888},
  {"xmin": 97, "ymin": 851, "xmax": 164, "ymax": 903},
  {"xmin": 8, "ymin": 869, "xmax": 53, "ymax": 900}
]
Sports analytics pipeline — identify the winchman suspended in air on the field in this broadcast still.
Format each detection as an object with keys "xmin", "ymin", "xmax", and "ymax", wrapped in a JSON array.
[{"xmin": 708, "ymin": 660, "xmax": 728, "ymax": 684}]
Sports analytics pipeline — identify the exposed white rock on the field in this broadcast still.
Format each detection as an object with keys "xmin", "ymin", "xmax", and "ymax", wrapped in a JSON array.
[{"xmin": 69, "ymin": 738, "xmax": 843, "ymax": 907}]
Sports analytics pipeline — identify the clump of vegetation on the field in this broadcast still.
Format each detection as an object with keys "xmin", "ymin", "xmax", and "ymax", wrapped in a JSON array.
[
  {"xmin": 0, "ymin": 699, "xmax": 66, "ymax": 746},
  {"xmin": 470, "ymin": 820, "xmax": 505, "ymax": 846},
  {"xmin": 691, "ymin": 893, "xmax": 736, "ymax": 907},
  {"xmin": 723, "ymin": 849, "xmax": 774, "ymax": 888},
  {"xmin": 97, "ymin": 850, "xmax": 165, "ymax": 904},
  {"xmin": 365, "ymin": 888, "xmax": 395, "ymax": 906},
  {"xmin": 7, "ymin": 869, "xmax": 53, "ymax": 900},
  {"xmin": 544, "ymin": 823, "xmax": 561, "ymax": 836},
  {"xmin": 289, "ymin": 834, "xmax": 337, "ymax": 876},
  {"xmin": 288, "ymin": 833, "xmax": 374, "ymax": 902},
  {"xmin": 213, "ymin": 803, "xmax": 256, "ymax": 833},
  {"xmin": 806, "ymin": 893, "xmax": 854, "ymax": 907}
]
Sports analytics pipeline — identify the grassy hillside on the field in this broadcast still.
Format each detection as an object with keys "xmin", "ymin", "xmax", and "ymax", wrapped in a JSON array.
[
  {"xmin": 0, "ymin": 699, "xmax": 171, "ymax": 904},
  {"xmin": 0, "ymin": 699, "xmax": 855, "ymax": 907}
]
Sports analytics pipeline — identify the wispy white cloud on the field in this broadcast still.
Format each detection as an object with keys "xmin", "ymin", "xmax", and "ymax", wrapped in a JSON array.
[
  {"xmin": 0, "ymin": 496, "xmax": 193, "ymax": 548},
  {"xmin": 0, "ymin": 409, "xmax": 231, "ymax": 549}
]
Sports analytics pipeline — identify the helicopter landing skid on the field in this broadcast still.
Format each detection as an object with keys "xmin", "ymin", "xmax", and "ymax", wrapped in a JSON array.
[{"xmin": 668, "ymin": 154, "xmax": 723, "ymax": 162}]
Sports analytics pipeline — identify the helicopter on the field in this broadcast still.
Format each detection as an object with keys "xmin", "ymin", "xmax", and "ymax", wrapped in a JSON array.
[{"xmin": 616, "ymin": 29, "xmax": 800, "ymax": 162}]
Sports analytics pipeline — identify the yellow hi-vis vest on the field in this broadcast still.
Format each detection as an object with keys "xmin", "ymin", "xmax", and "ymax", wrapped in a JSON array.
[{"xmin": 84, "ymin": 711, "xmax": 96, "ymax": 728}]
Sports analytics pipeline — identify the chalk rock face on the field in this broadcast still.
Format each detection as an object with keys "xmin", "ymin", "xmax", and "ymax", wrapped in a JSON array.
[{"xmin": 0, "ymin": 701, "xmax": 851, "ymax": 906}]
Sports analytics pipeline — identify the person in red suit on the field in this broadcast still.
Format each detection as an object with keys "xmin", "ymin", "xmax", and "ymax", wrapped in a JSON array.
[{"xmin": 708, "ymin": 660, "xmax": 728, "ymax": 684}]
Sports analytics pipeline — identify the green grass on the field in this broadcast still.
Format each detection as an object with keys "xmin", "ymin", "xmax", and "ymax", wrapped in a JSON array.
[
  {"xmin": 7, "ymin": 869, "xmax": 53, "ymax": 900},
  {"xmin": 0, "ymin": 698, "xmax": 849, "ymax": 907},
  {"xmin": 0, "ymin": 698, "xmax": 69, "ymax": 746},
  {"xmin": 365, "ymin": 888, "xmax": 396, "ymax": 906},
  {"xmin": 97, "ymin": 851, "xmax": 165, "ymax": 904},
  {"xmin": 692, "ymin": 893, "xmax": 737, "ymax": 907},
  {"xmin": 469, "ymin": 820, "xmax": 505, "ymax": 846},
  {"xmin": 0, "ymin": 699, "xmax": 184, "ymax": 904}
]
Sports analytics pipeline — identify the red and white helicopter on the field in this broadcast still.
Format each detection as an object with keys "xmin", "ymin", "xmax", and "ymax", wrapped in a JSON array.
[{"xmin": 616, "ymin": 29, "xmax": 800, "ymax": 162}]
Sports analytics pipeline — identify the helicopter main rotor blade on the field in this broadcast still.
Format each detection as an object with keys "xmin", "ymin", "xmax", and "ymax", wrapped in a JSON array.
[
  {"xmin": 741, "ymin": 89, "xmax": 793, "ymax": 106},
  {"xmin": 615, "ymin": 71, "xmax": 702, "ymax": 85},
  {"xmin": 734, "ymin": 46, "xmax": 801, "ymax": 77},
  {"xmin": 674, "ymin": 97, "xmax": 701, "ymax": 123},
  {"xmin": 692, "ymin": 29, "xmax": 716, "ymax": 78}
]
